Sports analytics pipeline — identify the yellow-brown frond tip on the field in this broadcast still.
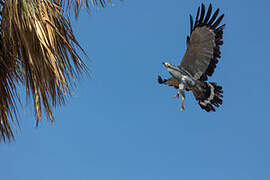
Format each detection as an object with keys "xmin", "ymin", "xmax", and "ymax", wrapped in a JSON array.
[
  {"xmin": 0, "ymin": 58, "xmax": 19, "ymax": 142},
  {"xmin": 58, "ymin": 0, "xmax": 115, "ymax": 18}
]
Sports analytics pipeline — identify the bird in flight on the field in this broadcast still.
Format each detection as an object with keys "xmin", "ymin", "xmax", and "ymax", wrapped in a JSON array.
[{"xmin": 158, "ymin": 3, "xmax": 224, "ymax": 112}]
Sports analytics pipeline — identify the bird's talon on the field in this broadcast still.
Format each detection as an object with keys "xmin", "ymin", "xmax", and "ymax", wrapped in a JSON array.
[
  {"xmin": 174, "ymin": 92, "xmax": 180, "ymax": 98},
  {"xmin": 181, "ymin": 106, "xmax": 184, "ymax": 112},
  {"xmin": 174, "ymin": 94, "xmax": 179, "ymax": 98}
]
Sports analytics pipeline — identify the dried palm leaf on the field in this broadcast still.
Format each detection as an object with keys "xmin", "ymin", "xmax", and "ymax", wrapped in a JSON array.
[
  {"xmin": 1, "ymin": 0, "xmax": 87, "ymax": 131},
  {"xmin": 0, "ymin": 0, "xmax": 21, "ymax": 142},
  {"xmin": 0, "ymin": 0, "xmax": 118, "ymax": 142},
  {"xmin": 55, "ymin": 0, "xmax": 114, "ymax": 18},
  {"xmin": 0, "ymin": 43, "xmax": 20, "ymax": 142}
]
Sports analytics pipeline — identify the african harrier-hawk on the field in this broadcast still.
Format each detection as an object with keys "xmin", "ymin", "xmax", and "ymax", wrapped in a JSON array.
[{"xmin": 158, "ymin": 4, "xmax": 224, "ymax": 112}]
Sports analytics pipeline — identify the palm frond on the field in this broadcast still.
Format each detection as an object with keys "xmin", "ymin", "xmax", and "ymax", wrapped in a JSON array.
[
  {"xmin": 0, "ymin": 0, "xmax": 21, "ymax": 142},
  {"xmin": 55, "ymin": 0, "xmax": 114, "ymax": 18},
  {"xmin": 1, "ymin": 0, "xmax": 86, "ymax": 131},
  {"xmin": 0, "ymin": 0, "xmax": 119, "ymax": 142},
  {"xmin": 0, "ymin": 47, "xmax": 20, "ymax": 142}
]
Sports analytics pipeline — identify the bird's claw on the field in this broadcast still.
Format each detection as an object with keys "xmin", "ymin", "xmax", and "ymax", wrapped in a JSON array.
[
  {"xmin": 181, "ymin": 105, "xmax": 184, "ymax": 112},
  {"xmin": 174, "ymin": 92, "xmax": 180, "ymax": 98}
]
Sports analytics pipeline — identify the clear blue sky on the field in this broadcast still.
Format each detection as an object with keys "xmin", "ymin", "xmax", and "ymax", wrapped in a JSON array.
[{"xmin": 1, "ymin": 0, "xmax": 270, "ymax": 179}]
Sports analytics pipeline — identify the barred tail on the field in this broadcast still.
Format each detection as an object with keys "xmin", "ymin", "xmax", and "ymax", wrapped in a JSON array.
[{"xmin": 192, "ymin": 81, "xmax": 223, "ymax": 112}]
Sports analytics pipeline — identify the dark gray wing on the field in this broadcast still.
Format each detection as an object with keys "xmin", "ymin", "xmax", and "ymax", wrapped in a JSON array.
[{"xmin": 179, "ymin": 4, "xmax": 225, "ymax": 81}]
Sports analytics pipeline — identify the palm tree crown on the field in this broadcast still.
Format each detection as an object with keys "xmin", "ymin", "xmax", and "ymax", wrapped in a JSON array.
[{"xmin": 0, "ymin": 0, "xmax": 114, "ymax": 142}]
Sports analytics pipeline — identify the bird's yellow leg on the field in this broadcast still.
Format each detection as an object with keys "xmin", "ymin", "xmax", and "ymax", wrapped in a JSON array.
[
  {"xmin": 180, "ymin": 94, "xmax": 185, "ymax": 112},
  {"xmin": 174, "ymin": 88, "xmax": 185, "ymax": 111},
  {"xmin": 180, "ymin": 90, "xmax": 185, "ymax": 112}
]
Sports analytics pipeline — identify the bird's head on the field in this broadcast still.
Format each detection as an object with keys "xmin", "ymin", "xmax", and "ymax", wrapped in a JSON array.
[
  {"xmin": 162, "ymin": 62, "xmax": 171, "ymax": 68},
  {"xmin": 162, "ymin": 62, "xmax": 179, "ymax": 73}
]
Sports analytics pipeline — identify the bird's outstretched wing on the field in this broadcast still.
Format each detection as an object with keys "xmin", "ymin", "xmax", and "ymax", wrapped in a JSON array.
[{"xmin": 179, "ymin": 4, "xmax": 225, "ymax": 81}]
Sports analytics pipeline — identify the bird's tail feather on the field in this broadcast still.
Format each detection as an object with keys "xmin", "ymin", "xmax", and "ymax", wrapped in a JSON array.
[{"xmin": 192, "ymin": 81, "xmax": 223, "ymax": 112}]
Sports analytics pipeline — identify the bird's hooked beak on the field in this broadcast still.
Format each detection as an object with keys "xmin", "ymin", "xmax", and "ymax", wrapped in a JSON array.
[{"xmin": 162, "ymin": 62, "xmax": 171, "ymax": 68}]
